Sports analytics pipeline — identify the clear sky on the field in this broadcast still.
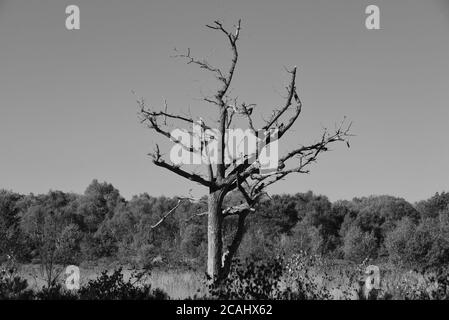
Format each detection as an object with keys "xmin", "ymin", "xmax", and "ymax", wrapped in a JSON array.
[{"xmin": 0, "ymin": 0, "xmax": 448, "ymax": 203}]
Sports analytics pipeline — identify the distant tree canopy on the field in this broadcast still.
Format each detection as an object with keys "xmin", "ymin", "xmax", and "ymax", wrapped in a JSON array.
[
  {"xmin": 416, "ymin": 192, "xmax": 449, "ymax": 218},
  {"xmin": 1, "ymin": 182, "xmax": 448, "ymax": 271},
  {"xmin": 77, "ymin": 179, "xmax": 124, "ymax": 233},
  {"xmin": 0, "ymin": 190, "xmax": 25, "ymax": 260}
]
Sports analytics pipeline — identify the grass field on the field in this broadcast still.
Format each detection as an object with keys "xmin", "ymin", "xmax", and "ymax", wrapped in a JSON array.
[
  {"xmin": 16, "ymin": 264, "xmax": 205, "ymax": 299},
  {"xmin": 13, "ymin": 262, "xmax": 435, "ymax": 300}
]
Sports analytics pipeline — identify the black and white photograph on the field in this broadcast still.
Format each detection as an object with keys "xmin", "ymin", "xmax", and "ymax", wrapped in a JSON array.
[{"xmin": 1, "ymin": 0, "xmax": 449, "ymax": 309}]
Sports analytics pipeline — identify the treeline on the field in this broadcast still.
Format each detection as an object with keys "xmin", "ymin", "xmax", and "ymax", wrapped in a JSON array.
[{"xmin": 1, "ymin": 180, "xmax": 448, "ymax": 271}]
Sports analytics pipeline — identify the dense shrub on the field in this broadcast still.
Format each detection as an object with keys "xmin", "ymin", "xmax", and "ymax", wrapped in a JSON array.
[
  {"xmin": 77, "ymin": 268, "xmax": 168, "ymax": 300},
  {"xmin": 395, "ymin": 268, "xmax": 449, "ymax": 300},
  {"xmin": 343, "ymin": 226, "xmax": 378, "ymax": 262},
  {"xmin": 0, "ymin": 266, "xmax": 169, "ymax": 300},
  {"xmin": 385, "ymin": 217, "xmax": 416, "ymax": 266},
  {"xmin": 284, "ymin": 252, "xmax": 334, "ymax": 300},
  {"xmin": 416, "ymin": 192, "xmax": 449, "ymax": 219},
  {"xmin": 181, "ymin": 224, "xmax": 206, "ymax": 259},
  {"xmin": 207, "ymin": 257, "xmax": 288, "ymax": 300},
  {"xmin": 386, "ymin": 216, "xmax": 449, "ymax": 269},
  {"xmin": 237, "ymin": 228, "xmax": 277, "ymax": 262},
  {"xmin": 207, "ymin": 253, "xmax": 353, "ymax": 300},
  {"xmin": 0, "ymin": 191, "xmax": 27, "ymax": 261},
  {"xmin": 0, "ymin": 267, "xmax": 34, "ymax": 300}
]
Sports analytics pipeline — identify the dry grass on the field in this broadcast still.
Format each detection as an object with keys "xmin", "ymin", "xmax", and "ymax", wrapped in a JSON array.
[
  {"xmin": 16, "ymin": 264, "xmax": 205, "ymax": 299},
  {"xmin": 13, "ymin": 262, "xmax": 433, "ymax": 300},
  {"xmin": 147, "ymin": 269, "xmax": 206, "ymax": 299}
]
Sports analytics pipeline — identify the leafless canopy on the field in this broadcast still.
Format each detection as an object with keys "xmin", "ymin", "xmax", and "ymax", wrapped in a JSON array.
[{"xmin": 138, "ymin": 20, "xmax": 352, "ymax": 275}]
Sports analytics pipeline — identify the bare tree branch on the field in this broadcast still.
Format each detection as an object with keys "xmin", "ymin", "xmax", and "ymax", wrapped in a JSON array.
[
  {"xmin": 249, "ymin": 120, "xmax": 352, "ymax": 196},
  {"xmin": 185, "ymin": 211, "xmax": 208, "ymax": 223},
  {"xmin": 172, "ymin": 48, "xmax": 226, "ymax": 83},
  {"xmin": 205, "ymin": 20, "xmax": 241, "ymax": 101},
  {"xmin": 150, "ymin": 145, "xmax": 213, "ymax": 187},
  {"xmin": 151, "ymin": 198, "xmax": 184, "ymax": 229},
  {"xmin": 262, "ymin": 67, "xmax": 300, "ymax": 132},
  {"xmin": 240, "ymin": 102, "xmax": 256, "ymax": 132},
  {"xmin": 222, "ymin": 203, "xmax": 255, "ymax": 217},
  {"xmin": 152, "ymin": 193, "xmax": 207, "ymax": 228}
]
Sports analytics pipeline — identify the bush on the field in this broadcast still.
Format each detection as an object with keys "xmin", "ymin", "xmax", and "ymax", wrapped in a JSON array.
[
  {"xmin": 396, "ymin": 268, "xmax": 449, "ymax": 300},
  {"xmin": 416, "ymin": 192, "xmax": 449, "ymax": 219},
  {"xmin": 386, "ymin": 216, "xmax": 449, "ymax": 269},
  {"xmin": 181, "ymin": 224, "xmax": 206, "ymax": 259},
  {"xmin": 77, "ymin": 268, "xmax": 168, "ymax": 300},
  {"xmin": 0, "ymin": 267, "xmax": 169, "ymax": 300},
  {"xmin": 0, "ymin": 267, "xmax": 34, "ymax": 300},
  {"xmin": 385, "ymin": 217, "xmax": 416, "ymax": 267},
  {"xmin": 284, "ymin": 252, "xmax": 334, "ymax": 299},
  {"xmin": 207, "ymin": 254, "xmax": 345, "ymax": 300},
  {"xmin": 207, "ymin": 257, "xmax": 288, "ymax": 300},
  {"xmin": 343, "ymin": 226, "xmax": 378, "ymax": 262},
  {"xmin": 35, "ymin": 284, "xmax": 78, "ymax": 300}
]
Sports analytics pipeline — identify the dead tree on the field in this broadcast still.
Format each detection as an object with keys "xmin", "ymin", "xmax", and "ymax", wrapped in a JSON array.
[{"xmin": 138, "ymin": 20, "xmax": 352, "ymax": 281}]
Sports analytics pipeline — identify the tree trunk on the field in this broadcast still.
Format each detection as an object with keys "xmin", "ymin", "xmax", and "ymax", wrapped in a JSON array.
[{"xmin": 207, "ymin": 189, "xmax": 224, "ymax": 280}]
